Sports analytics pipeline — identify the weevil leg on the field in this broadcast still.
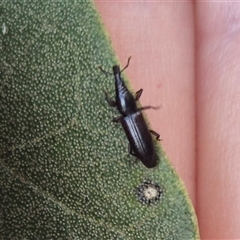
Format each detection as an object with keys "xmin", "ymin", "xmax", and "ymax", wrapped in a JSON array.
[
  {"xmin": 128, "ymin": 145, "xmax": 140, "ymax": 167},
  {"xmin": 135, "ymin": 89, "xmax": 143, "ymax": 101},
  {"xmin": 149, "ymin": 130, "xmax": 162, "ymax": 141},
  {"xmin": 104, "ymin": 90, "xmax": 116, "ymax": 107},
  {"xmin": 120, "ymin": 56, "xmax": 132, "ymax": 72},
  {"xmin": 127, "ymin": 145, "xmax": 139, "ymax": 167},
  {"xmin": 113, "ymin": 115, "xmax": 123, "ymax": 122},
  {"xmin": 128, "ymin": 144, "xmax": 137, "ymax": 157},
  {"xmin": 138, "ymin": 105, "xmax": 160, "ymax": 111}
]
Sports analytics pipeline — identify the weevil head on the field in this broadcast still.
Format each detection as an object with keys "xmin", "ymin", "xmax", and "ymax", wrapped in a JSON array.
[{"xmin": 113, "ymin": 65, "xmax": 121, "ymax": 76}]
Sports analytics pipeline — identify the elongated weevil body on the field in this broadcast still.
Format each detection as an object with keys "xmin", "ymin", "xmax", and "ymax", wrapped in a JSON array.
[{"xmin": 99, "ymin": 57, "xmax": 160, "ymax": 168}]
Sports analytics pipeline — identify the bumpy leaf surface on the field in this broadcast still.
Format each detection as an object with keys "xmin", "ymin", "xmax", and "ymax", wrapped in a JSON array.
[{"xmin": 0, "ymin": 1, "xmax": 199, "ymax": 239}]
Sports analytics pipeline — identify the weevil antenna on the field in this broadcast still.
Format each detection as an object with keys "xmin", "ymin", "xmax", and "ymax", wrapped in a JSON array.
[
  {"xmin": 121, "ymin": 56, "xmax": 132, "ymax": 73},
  {"xmin": 98, "ymin": 66, "xmax": 112, "ymax": 75}
]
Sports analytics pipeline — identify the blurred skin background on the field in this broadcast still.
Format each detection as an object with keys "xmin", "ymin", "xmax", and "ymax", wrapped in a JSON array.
[{"xmin": 95, "ymin": 1, "xmax": 240, "ymax": 239}]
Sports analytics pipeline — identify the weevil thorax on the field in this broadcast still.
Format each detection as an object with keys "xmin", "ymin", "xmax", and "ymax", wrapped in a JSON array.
[{"xmin": 113, "ymin": 65, "xmax": 138, "ymax": 116}]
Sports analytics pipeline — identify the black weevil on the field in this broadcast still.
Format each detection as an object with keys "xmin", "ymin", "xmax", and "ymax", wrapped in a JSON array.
[{"xmin": 99, "ymin": 57, "xmax": 160, "ymax": 168}]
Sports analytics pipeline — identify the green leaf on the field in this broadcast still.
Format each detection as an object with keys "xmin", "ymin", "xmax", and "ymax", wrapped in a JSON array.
[{"xmin": 0, "ymin": 1, "xmax": 199, "ymax": 239}]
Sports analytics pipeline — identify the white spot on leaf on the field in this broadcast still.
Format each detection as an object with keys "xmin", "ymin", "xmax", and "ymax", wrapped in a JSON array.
[{"xmin": 2, "ymin": 22, "xmax": 7, "ymax": 35}]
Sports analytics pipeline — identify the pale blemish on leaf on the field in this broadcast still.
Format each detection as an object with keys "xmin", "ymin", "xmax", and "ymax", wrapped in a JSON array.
[
  {"xmin": 136, "ymin": 179, "xmax": 163, "ymax": 205},
  {"xmin": 2, "ymin": 22, "xmax": 7, "ymax": 34}
]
